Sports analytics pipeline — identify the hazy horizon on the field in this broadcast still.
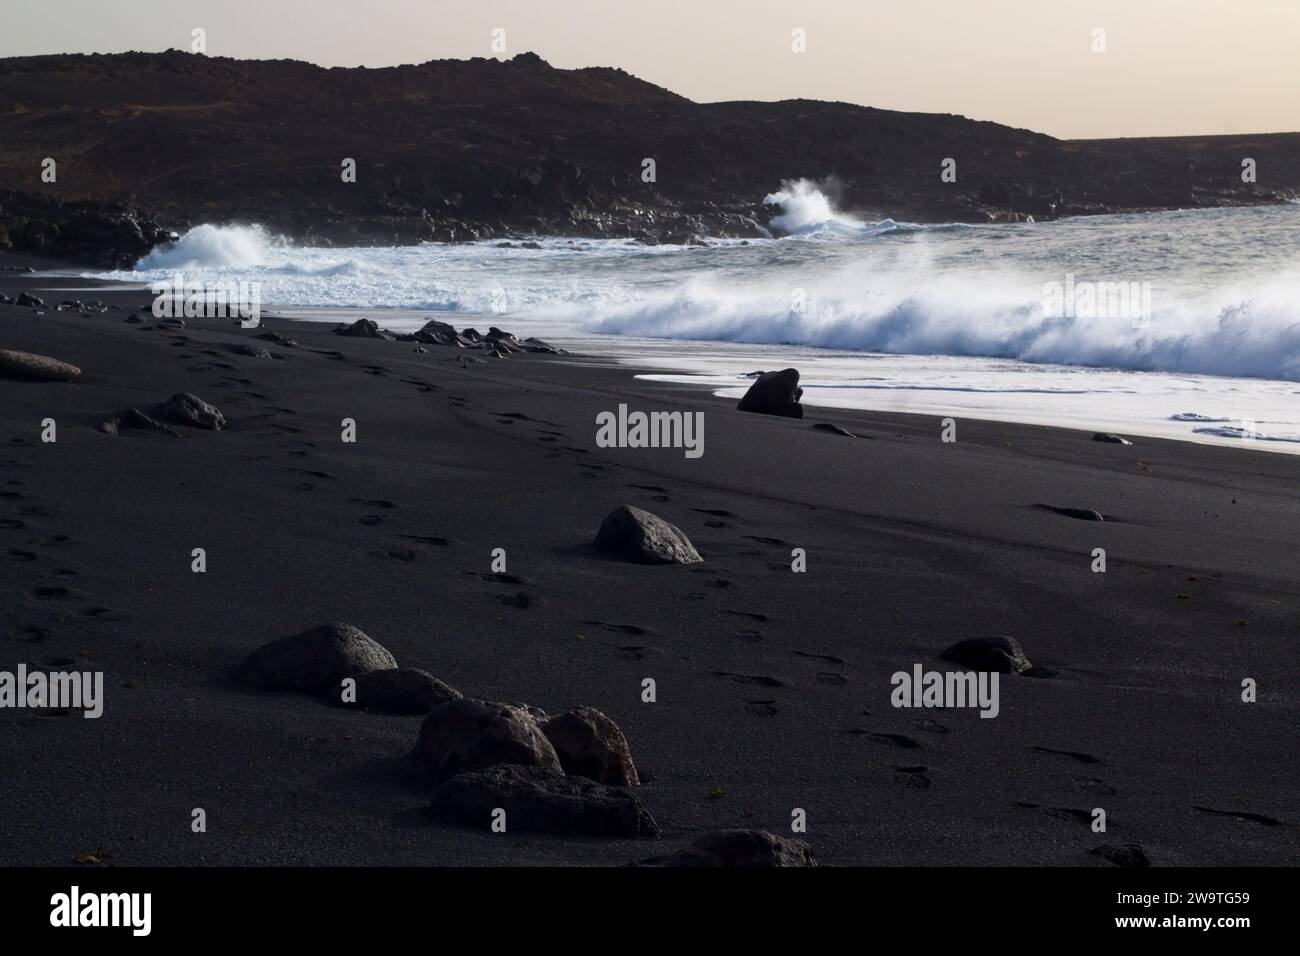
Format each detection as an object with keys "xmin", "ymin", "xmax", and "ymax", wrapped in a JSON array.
[{"xmin": 2, "ymin": 0, "xmax": 1297, "ymax": 140}]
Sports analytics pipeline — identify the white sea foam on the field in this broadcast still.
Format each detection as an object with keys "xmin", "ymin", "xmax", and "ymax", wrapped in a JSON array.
[{"xmin": 80, "ymin": 192, "xmax": 1300, "ymax": 452}]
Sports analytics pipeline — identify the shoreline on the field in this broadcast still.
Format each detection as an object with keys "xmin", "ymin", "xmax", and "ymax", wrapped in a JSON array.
[{"xmin": 9, "ymin": 248, "xmax": 1300, "ymax": 458}]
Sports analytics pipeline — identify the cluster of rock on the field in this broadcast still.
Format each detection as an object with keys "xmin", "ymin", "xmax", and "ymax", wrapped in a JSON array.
[
  {"xmin": 99, "ymin": 392, "xmax": 226, "ymax": 436},
  {"xmin": 333, "ymin": 317, "xmax": 561, "ymax": 356},
  {"xmin": 233, "ymin": 622, "xmax": 808, "ymax": 860}
]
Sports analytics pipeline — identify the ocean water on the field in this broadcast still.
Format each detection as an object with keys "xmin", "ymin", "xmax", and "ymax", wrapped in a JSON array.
[{"xmin": 90, "ymin": 185, "xmax": 1300, "ymax": 452}]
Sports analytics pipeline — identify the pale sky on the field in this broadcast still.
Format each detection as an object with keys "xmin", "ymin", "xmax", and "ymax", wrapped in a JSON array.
[{"xmin": 3, "ymin": 0, "xmax": 1297, "ymax": 139}]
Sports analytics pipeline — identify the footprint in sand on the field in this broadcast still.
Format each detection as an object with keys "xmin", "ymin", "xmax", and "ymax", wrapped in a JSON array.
[
  {"xmin": 693, "ymin": 508, "xmax": 732, "ymax": 518},
  {"xmin": 734, "ymin": 630, "xmax": 763, "ymax": 643},
  {"xmin": 1014, "ymin": 803, "xmax": 1095, "ymax": 827},
  {"xmin": 584, "ymin": 620, "xmax": 649, "ymax": 635},
  {"xmin": 815, "ymin": 673, "xmax": 849, "ymax": 686},
  {"xmin": 867, "ymin": 732, "xmax": 922, "ymax": 749},
  {"xmin": 400, "ymin": 534, "xmax": 452, "ymax": 547},
  {"xmin": 746, "ymin": 535, "xmax": 786, "ymax": 546},
  {"xmin": 1031, "ymin": 746, "xmax": 1101, "ymax": 765},
  {"xmin": 499, "ymin": 591, "xmax": 531, "ymax": 609},
  {"xmin": 1192, "ymin": 806, "xmax": 1281, "ymax": 826},
  {"xmin": 745, "ymin": 701, "xmax": 779, "ymax": 717},
  {"xmin": 794, "ymin": 650, "xmax": 846, "ymax": 664},
  {"xmin": 349, "ymin": 498, "xmax": 397, "ymax": 509},
  {"xmin": 725, "ymin": 610, "xmax": 768, "ymax": 623},
  {"xmin": 628, "ymin": 484, "xmax": 667, "ymax": 493},
  {"xmin": 480, "ymin": 572, "xmax": 528, "ymax": 585},
  {"xmin": 1076, "ymin": 777, "xmax": 1117, "ymax": 796},
  {"xmin": 8, "ymin": 548, "xmax": 37, "ymax": 562},
  {"xmin": 711, "ymin": 671, "xmax": 787, "ymax": 688},
  {"xmin": 894, "ymin": 766, "xmax": 932, "ymax": 789},
  {"xmin": 13, "ymin": 624, "xmax": 51, "ymax": 643},
  {"xmin": 705, "ymin": 520, "xmax": 730, "ymax": 528},
  {"xmin": 358, "ymin": 516, "xmax": 384, "ymax": 526},
  {"xmin": 913, "ymin": 718, "xmax": 949, "ymax": 734}
]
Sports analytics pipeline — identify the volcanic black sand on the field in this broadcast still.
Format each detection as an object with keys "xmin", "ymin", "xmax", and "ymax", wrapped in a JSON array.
[{"xmin": 1, "ymin": 253, "xmax": 1296, "ymax": 866}]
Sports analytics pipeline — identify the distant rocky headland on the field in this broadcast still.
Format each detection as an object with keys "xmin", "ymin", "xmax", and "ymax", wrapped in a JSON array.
[{"xmin": 1, "ymin": 50, "xmax": 1298, "ymax": 266}]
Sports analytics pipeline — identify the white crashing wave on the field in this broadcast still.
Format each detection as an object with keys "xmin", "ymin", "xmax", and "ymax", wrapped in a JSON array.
[{"xmin": 100, "ymin": 197, "xmax": 1300, "ymax": 383}]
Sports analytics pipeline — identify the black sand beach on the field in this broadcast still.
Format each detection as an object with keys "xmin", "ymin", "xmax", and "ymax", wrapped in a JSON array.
[{"xmin": 1, "ymin": 254, "xmax": 1296, "ymax": 866}]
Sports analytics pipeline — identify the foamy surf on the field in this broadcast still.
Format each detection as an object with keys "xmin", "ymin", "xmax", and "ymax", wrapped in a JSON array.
[{"xmin": 86, "ymin": 187, "xmax": 1300, "ymax": 452}]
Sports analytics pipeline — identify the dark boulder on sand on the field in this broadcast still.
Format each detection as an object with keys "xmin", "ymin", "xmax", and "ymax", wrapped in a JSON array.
[
  {"xmin": 337, "ymin": 667, "xmax": 461, "ymax": 715},
  {"xmin": 633, "ymin": 830, "xmax": 816, "ymax": 867},
  {"xmin": 161, "ymin": 392, "xmax": 226, "ymax": 430},
  {"xmin": 595, "ymin": 505, "xmax": 702, "ymax": 564},
  {"xmin": 1092, "ymin": 433, "xmax": 1133, "ymax": 445},
  {"xmin": 334, "ymin": 318, "xmax": 394, "ymax": 340},
  {"xmin": 428, "ymin": 764, "xmax": 660, "ymax": 837},
  {"xmin": 238, "ymin": 622, "xmax": 398, "ymax": 694},
  {"xmin": 941, "ymin": 636, "xmax": 1032, "ymax": 674},
  {"xmin": 0, "ymin": 349, "xmax": 81, "ymax": 382},
  {"xmin": 412, "ymin": 698, "xmax": 561, "ymax": 778},
  {"xmin": 738, "ymin": 368, "xmax": 804, "ymax": 418},
  {"xmin": 541, "ymin": 706, "xmax": 640, "ymax": 786},
  {"xmin": 16, "ymin": 292, "xmax": 45, "ymax": 308}
]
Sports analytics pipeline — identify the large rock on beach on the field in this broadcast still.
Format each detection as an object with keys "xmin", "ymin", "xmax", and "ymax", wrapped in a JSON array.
[
  {"xmin": 412, "ymin": 699, "xmax": 562, "ymax": 778},
  {"xmin": 541, "ymin": 706, "xmax": 640, "ymax": 785},
  {"xmin": 238, "ymin": 622, "xmax": 398, "ymax": 693},
  {"xmin": 334, "ymin": 318, "xmax": 394, "ymax": 339},
  {"xmin": 161, "ymin": 392, "xmax": 225, "ymax": 430},
  {"xmin": 0, "ymin": 349, "xmax": 81, "ymax": 382},
  {"xmin": 737, "ymin": 368, "xmax": 804, "ymax": 418},
  {"xmin": 594, "ymin": 505, "xmax": 702, "ymax": 564},
  {"xmin": 428, "ymin": 764, "xmax": 660, "ymax": 837},
  {"xmin": 634, "ymin": 830, "xmax": 816, "ymax": 867}
]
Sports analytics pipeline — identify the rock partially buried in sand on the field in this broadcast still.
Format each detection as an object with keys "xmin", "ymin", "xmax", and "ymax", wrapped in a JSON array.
[
  {"xmin": 634, "ymin": 830, "xmax": 815, "ymax": 867},
  {"xmin": 238, "ymin": 622, "xmax": 398, "ymax": 693},
  {"xmin": 161, "ymin": 392, "xmax": 226, "ymax": 430},
  {"xmin": 811, "ymin": 422, "xmax": 855, "ymax": 437},
  {"xmin": 334, "ymin": 318, "xmax": 394, "ymax": 340},
  {"xmin": 412, "ymin": 698, "xmax": 561, "ymax": 779},
  {"xmin": 941, "ymin": 636, "xmax": 1032, "ymax": 674},
  {"xmin": 428, "ymin": 765, "xmax": 660, "ymax": 837},
  {"xmin": 541, "ymin": 706, "xmax": 640, "ymax": 786},
  {"xmin": 231, "ymin": 343, "xmax": 272, "ymax": 359},
  {"xmin": 1092, "ymin": 433, "xmax": 1133, "ymax": 445},
  {"xmin": 99, "ymin": 408, "xmax": 183, "ymax": 438},
  {"xmin": 338, "ymin": 667, "xmax": 461, "ymax": 715},
  {"xmin": 737, "ymin": 368, "xmax": 804, "ymax": 418},
  {"xmin": 595, "ymin": 505, "xmax": 702, "ymax": 565},
  {"xmin": 0, "ymin": 349, "xmax": 81, "ymax": 383},
  {"xmin": 16, "ymin": 292, "xmax": 45, "ymax": 308}
]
